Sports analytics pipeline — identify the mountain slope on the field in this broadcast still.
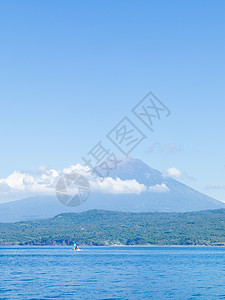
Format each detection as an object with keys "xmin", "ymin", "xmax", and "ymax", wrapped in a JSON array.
[
  {"xmin": 0, "ymin": 158, "xmax": 223, "ymax": 222},
  {"xmin": 92, "ymin": 157, "xmax": 224, "ymax": 211}
]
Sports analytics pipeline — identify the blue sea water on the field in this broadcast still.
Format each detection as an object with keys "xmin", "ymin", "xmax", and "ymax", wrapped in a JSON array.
[{"xmin": 0, "ymin": 246, "xmax": 225, "ymax": 299}]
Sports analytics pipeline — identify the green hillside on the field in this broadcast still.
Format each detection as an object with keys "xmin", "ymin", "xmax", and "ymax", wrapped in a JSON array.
[{"xmin": 1, "ymin": 209, "xmax": 225, "ymax": 246}]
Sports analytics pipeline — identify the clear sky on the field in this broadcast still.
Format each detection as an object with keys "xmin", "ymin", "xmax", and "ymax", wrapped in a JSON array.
[{"xmin": 0, "ymin": 0, "xmax": 224, "ymax": 201}]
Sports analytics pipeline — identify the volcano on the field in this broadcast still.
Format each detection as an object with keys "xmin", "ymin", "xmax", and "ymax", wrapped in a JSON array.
[{"xmin": 0, "ymin": 158, "xmax": 223, "ymax": 222}]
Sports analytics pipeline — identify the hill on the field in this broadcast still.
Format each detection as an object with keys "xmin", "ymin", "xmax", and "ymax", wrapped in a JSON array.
[{"xmin": 1, "ymin": 209, "xmax": 225, "ymax": 246}]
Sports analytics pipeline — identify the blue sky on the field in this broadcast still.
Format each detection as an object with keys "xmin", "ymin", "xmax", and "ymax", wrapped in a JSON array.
[{"xmin": 0, "ymin": 0, "xmax": 224, "ymax": 201}]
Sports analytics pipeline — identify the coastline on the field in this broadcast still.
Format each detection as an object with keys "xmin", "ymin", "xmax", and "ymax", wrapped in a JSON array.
[{"xmin": 1, "ymin": 243, "xmax": 225, "ymax": 247}]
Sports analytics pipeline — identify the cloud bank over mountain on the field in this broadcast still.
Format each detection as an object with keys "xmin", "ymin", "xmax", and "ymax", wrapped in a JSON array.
[
  {"xmin": 0, "ymin": 158, "xmax": 224, "ymax": 222},
  {"xmin": 163, "ymin": 167, "xmax": 182, "ymax": 179},
  {"xmin": 0, "ymin": 162, "xmax": 149, "ymax": 203},
  {"xmin": 149, "ymin": 183, "xmax": 170, "ymax": 193}
]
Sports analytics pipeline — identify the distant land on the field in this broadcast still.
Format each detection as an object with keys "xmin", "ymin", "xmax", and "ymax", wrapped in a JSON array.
[
  {"xmin": 1, "ymin": 209, "xmax": 225, "ymax": 246},
  {"xmin": 0, "ymin": 158, "xmax": 224, "ymax": 223}
]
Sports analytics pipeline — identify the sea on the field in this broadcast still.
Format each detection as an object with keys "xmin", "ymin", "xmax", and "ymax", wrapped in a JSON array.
[{"xmin": 0, "ymin": 246, "xmax": 225, "ymax": 299}]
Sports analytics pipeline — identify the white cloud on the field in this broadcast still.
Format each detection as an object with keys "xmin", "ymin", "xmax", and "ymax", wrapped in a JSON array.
[
  {"xmin": 149, "ymin": 183, "xmax": 170, "ymax": 193},
  {"xmin": 163, "ymin": 167, "xmax": 182, "ymax": 179},
  {"xmin": 205, "ymin": 185, "xmax": 225, "ymax": 190},
  {"xmin": 146, "ymin": 142, "xmax": 182, "ymax": 154},
  {"xmin": 0, "ymin": 164, "xmax": 147, "ymax": 203},
  {"xmin": 1, "ymin": 162, "xmax": 182, "ymax": 203},
  {"xmin": 0, "ymin": 171, "xmax": 35, "ymax": 190},
  {"xmin": 63, "ymin": 164, "xmax": 90, "ymax": 174},
  {"xmin": 0, "ymin": 182, "xmax": 11, "ymax": 193},
  {"xmin": 0, "ymin": 168, "xmax": 60, "ymax": 203},
  {"xmin": 90, "ymin": 177, "xmax": 146, "ymax": 194},
  {"xmin": 37, "ymin": 165, "xmax": 47, "ymax": 172},
  {"xmin": 160, "ymin": 143, "xmax": 182, "ymax": 154}
]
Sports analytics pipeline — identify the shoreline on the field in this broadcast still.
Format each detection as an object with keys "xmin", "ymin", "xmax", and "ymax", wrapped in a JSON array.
[{"xmin": 1, "ymin": 244, "xmax": 225, "ymax": 247}]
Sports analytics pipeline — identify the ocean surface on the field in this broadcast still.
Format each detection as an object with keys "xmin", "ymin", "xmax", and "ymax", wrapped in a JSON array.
[{"xmin": 0, "ymin": 246, "xmax": 225, "ymax": 299}]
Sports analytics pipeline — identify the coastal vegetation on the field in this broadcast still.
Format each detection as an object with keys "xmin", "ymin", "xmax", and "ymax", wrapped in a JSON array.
[{"xmin": 0, "ymin": 209, "xmax": 225, "ymax": 246}]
